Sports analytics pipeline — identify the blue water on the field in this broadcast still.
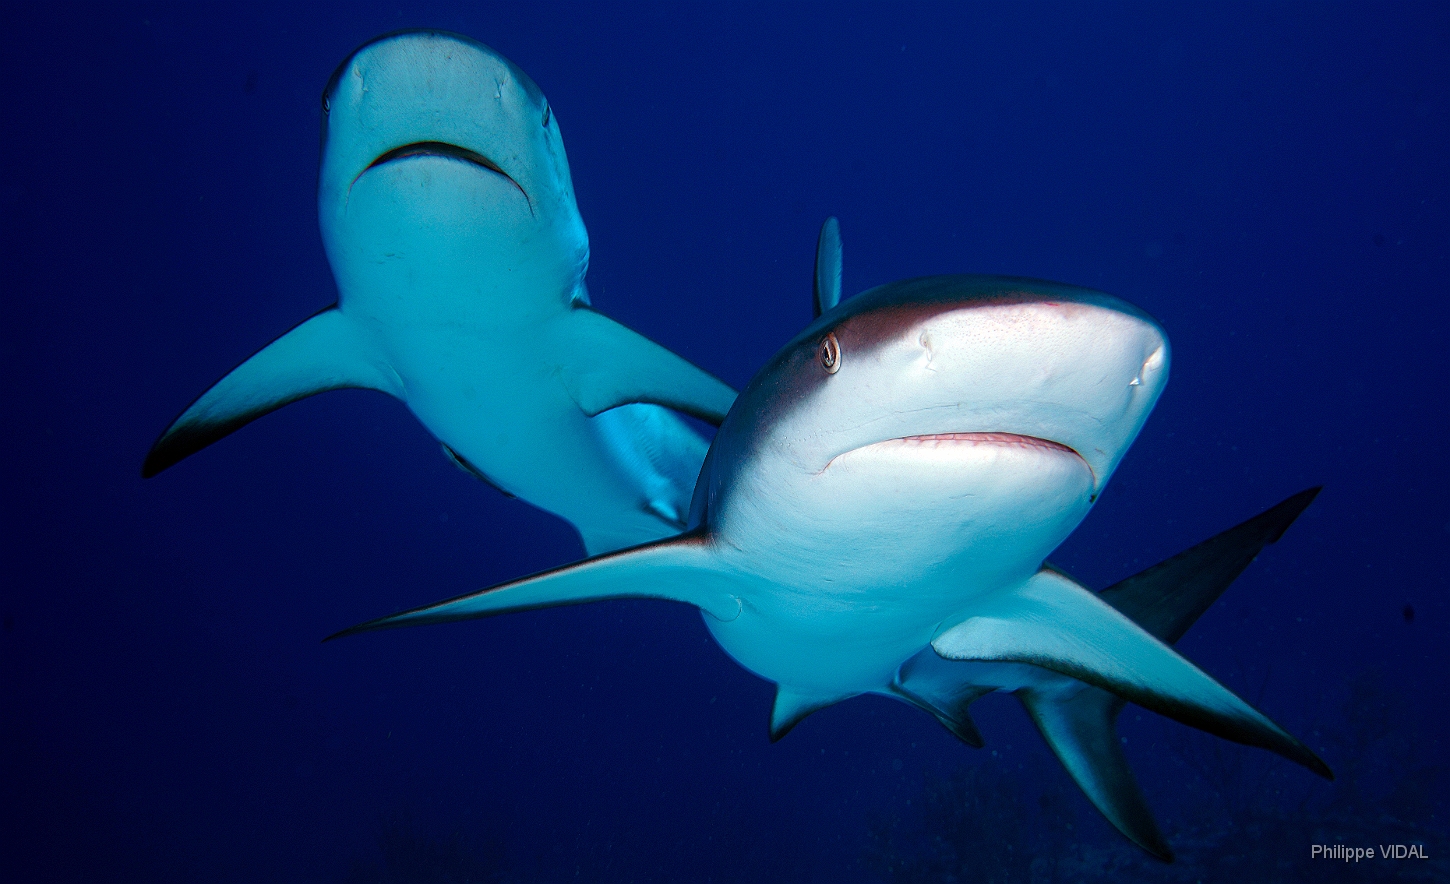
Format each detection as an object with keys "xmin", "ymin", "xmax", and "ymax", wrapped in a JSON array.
[{"xmin": 2, "ymin": 4, "xmax": 1446, "ymax": 881}]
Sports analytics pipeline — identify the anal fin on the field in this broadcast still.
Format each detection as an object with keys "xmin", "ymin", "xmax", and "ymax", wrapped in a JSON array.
[{"xmin": 143, "ymin": 306, "xmax": 402, "ymax": 476}]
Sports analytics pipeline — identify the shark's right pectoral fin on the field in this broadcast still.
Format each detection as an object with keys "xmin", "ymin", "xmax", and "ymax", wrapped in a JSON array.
[
  {"xmin": 326, "ymin": 529, "xmax": 742, "ymax": 641},
  {"xmin": 555, "ymin": 307, "xmax": 736, "ymax": 426},
  {"xmin": 932, "ymin": 568, "xmax": 1331, "ymax": 780},
  {"xmin": 143, "ymin": 306, "xmax": 403, "ymax": 477}
]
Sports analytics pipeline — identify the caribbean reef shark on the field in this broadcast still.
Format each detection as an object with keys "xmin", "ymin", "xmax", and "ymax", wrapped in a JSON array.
[
  {"xmin": 332, "ymin": 224, "xmax": 1330, "ymax": 856},
  {"xmin": 143, "ymin": 31, "xmax": 733, "ymax": 554}
]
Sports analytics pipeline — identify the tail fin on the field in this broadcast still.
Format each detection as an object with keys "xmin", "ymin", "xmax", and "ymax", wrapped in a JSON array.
[
  {"xmin": 143, "ymin": 306, "xmax": 403, "ymax": 476},
  {"xmin": 1018, "ymin": 684, "xmax": 1173, "ymax": 859},
  {"xmin": 1098, "ymin": 486, "xmax": 1320, "ymax": 642}
]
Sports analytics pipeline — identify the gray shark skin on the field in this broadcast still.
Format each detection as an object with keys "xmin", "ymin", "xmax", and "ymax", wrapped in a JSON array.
[
  {"xmin": 143, "ymin": 31, "xmax": 734, "ymax": 554},
  {"xmin": 331, "ymin": 229, "xmax": 1330, "ymax": 856}
]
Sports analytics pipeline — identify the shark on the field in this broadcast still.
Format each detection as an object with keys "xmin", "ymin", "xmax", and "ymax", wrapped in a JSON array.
[
  {"xmin": 330, "ymin": 222, "xmax": 1331, "ymax": 855},
  {"xmin": 142, "ymin": 30, "xmax": 734, "ymax": 554}
]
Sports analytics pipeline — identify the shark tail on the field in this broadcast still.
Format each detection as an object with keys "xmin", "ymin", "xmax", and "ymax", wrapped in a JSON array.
[
  {"xmin": 143, "ymin": 306, "xmax": 404, "ymax": 477},
  {"xmin": 1018, "ymin": 684, "xmax": 1171, "ymax": 859}
]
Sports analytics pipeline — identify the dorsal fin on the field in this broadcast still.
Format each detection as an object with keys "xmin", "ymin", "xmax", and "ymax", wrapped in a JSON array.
[{"xmin": 812, "ymin": 217, "xmax": 843, "ymax": 318}]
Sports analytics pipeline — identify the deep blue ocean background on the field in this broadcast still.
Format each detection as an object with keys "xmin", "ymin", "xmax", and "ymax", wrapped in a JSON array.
[{"xmin": 3, "ymin": 3, "xmax": 1446, "ymax": 881}]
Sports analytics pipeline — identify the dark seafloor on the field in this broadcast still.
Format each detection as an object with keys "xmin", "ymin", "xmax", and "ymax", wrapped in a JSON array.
[{"xmin": 1, "ymin": 3, "xmax": 1446, "ymax": 882}]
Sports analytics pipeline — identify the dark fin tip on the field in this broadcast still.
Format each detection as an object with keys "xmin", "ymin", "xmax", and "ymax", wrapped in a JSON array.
[{"xmin": 1265, "ymin": 486, "xmax": 1322, "ymax": 544}]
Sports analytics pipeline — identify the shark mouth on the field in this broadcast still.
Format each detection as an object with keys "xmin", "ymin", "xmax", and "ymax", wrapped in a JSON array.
[
  {"xmin": 826, "ymin": 432, "xmax": 1090, "ymax": 478},
  {"xmin": 357, "ymin": 141, "xmax": 531, "ymax": 207},
  {"xmin": 895, "ymin": 432, "xmax": 1079, "ymax": 456}
]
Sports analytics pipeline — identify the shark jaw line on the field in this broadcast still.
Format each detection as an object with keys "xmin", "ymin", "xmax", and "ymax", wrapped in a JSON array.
[
  {"xmin": 823, "ymin": 432, "xmax": 1092, "ymax": 479},
  {"xmin": 355, "ymin": 141, "xmax": 532, "ymax": 209}
]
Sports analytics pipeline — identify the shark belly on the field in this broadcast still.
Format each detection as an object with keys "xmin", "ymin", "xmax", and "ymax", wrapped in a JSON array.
[
  {"xmin": 697, "ymin": 437, "xmax": 1097, "ymax": 694},
  {"xmin": 389, "ymin": 332, "xmax": 694, "ymax": 553}
]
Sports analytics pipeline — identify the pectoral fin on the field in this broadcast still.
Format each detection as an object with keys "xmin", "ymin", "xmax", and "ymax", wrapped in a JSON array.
[
  {"xmin": 327, "ymin": 530, "xmax": 742, "ymax": 640},
  {"xmin": 1013, "ymin": 487, "xmax": 1325, "ymax": 860},
  {"xmin": 932, "ymin": 568, "xmax": 1331, "ymax": 779},
  {"xmin": 556, "ymin": 307, "xmax": 736, "ymax": 425},
  {"xmin": 143, "ymin": 306, "xmax": 402, "ymax": 476}
]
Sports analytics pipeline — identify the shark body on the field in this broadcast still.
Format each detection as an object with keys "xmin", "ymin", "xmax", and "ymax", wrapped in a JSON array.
[
  {"xmin": 143, "ymin": 31, "xmax": 733, "ymax": 554},
  {"xmin": 334, "ymin": 223, "xmax": 1329, "ymax": 856}
]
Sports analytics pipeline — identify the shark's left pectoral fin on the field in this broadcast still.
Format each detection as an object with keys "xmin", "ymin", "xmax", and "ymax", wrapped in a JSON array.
[
  {"xmin": 932, "ymin": 569, "xmax": 1331, "ymax": 780},
  {"xmin": 327, "ymin": 530, "xmax": 742, "ymax": 641},
  {"xmin": 556, "ymin": 307, "xmax": 736, "ymax": 426},
  {"xmin": 143, "ymin": 306, "xmax": 403, "ymax": 476}
]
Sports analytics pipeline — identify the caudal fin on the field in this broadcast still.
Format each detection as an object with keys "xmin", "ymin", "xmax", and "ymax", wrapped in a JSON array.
[{"xmin": 143, "ymin": 306, "xmax": 403, "ymax": 476}]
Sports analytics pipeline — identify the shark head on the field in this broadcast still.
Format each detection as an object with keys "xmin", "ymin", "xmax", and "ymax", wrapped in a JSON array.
[
  {"xmin": 700, "ymin": 276, "xmax": 1169, "ymax": 584},
  {"xmin": 317, "ymin": 30, "xmax": 588, "ymax": 312}
]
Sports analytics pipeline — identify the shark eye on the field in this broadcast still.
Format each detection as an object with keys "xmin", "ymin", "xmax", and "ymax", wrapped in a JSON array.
[
  {"xmin": 819, "ymin": 333, "xmax": 841, "ymax": 374},
  {"xmin": 322, "ymin": 93, "xmax": 330, "ymax": 115},
  {"xmin": 542, "ymin": 103, "xmax": 551, "ymax": 127}
]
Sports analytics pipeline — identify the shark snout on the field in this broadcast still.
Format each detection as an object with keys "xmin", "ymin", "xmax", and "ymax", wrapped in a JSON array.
[
  {"xmin": 900, "ymin": 297, "xmax": 1169, "ymax": 490},
  {"xmin": 320, "ymin": 30, "xmax": 555, "ymax": 219}
]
